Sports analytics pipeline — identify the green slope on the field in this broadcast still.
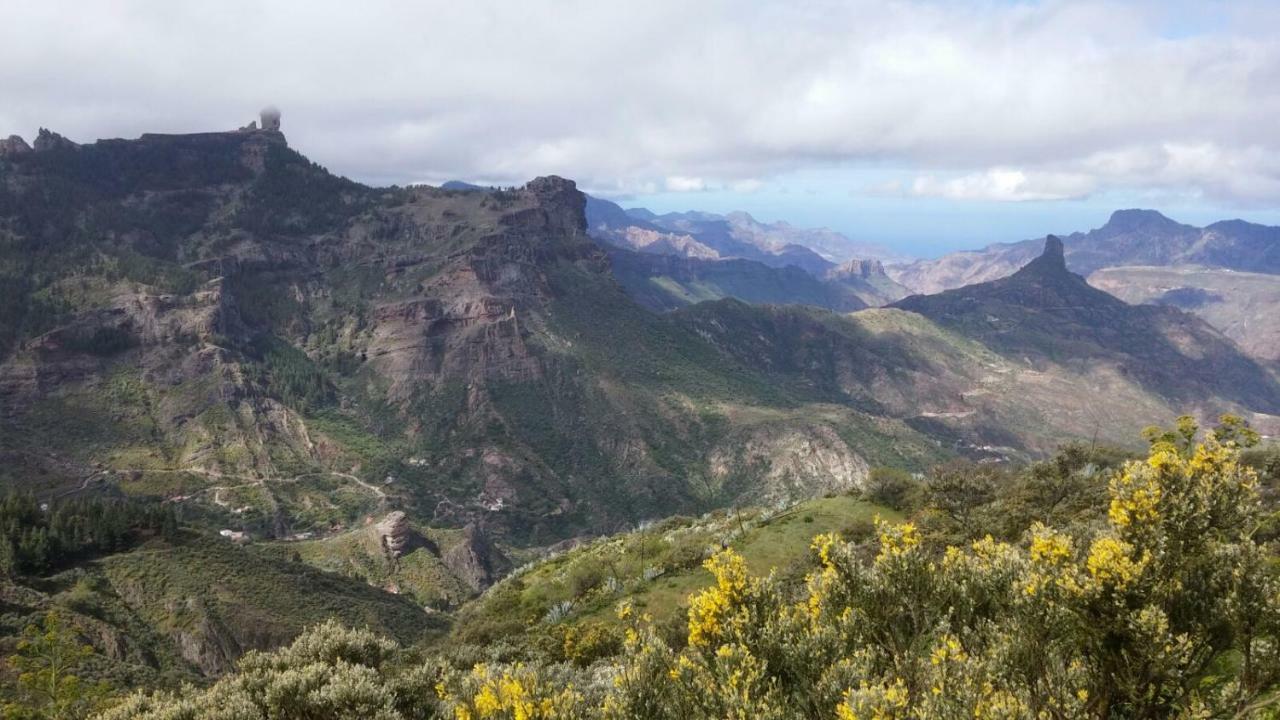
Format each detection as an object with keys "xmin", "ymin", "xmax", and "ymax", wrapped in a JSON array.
[{"xmin": 450, "ymin": 494, "xmax": 899, "ymax": 651}]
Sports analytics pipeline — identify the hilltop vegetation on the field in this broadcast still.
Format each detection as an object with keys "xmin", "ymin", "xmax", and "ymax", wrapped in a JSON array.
[
  {"xmin": 0, "ymin": 126, "xmax": 945, "ymax": 543},
  {"xmin": 33, "ymin": 417, "xmax": 1278, "ymax": 719},
  {"xmin": 7, "ymin": 123, "xmax": 1280, "ymax": 719}
]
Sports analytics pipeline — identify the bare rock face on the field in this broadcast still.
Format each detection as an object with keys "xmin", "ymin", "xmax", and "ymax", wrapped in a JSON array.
[
  {"xmin": 442, "ymin": 523, "xmax": 511, "ymax": 592},
  {"xmin": 376, "ymin": 511, "xmax": 416, "ymax": 558},
  {"xmin": 32, "ymin": 128, "xmax": 78, "ymax": 152},
  {"xmin": 0, "ymin": 134, "xmax": 31, "ymax": 157},
  {"xmin": 827, "ymin": 258, "xmax": 885, "ymax": 280},
  {"xmin": 361, "ymin": 176, "xmax": 602, "ymax": 402},
  {"xmin": 708, "ymin": 423, "xmax": 870, "ymax": 503}
]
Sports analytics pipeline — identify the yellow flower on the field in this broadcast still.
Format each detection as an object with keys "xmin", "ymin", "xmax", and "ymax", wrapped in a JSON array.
[
  {"xmin": 1086, "ymin": 536, "xmax": 1146, "ymax": 590},
  {"xmin": 473, "ymin": 685, "xmax": 501, "ymax": 717},
  {"xmin": 929, "ymin": 634, "xmax": 967, "ymax": 666},
  {"xmin": 876, "ymin": 520, "xmax": 920, "ymax": 563},
  {"xmin": 1108, "ymin": 463, "xmax": 1163, "ymax": 529},
  {"xmin": 811, "ymin": 532, "xmax": 840, "ymax": 568},
  {"xmin": 1028, "ymin": 523, "xmax": 1072, "ymax": 565},
  {"xmin": 687, "ymin": 550, "xmax": 750, "ymax": 647}
]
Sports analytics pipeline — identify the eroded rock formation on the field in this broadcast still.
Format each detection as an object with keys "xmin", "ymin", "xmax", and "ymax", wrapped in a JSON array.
[{"xmin": 443, "ymin": 523, "xmax": 511, "ymax": 591}]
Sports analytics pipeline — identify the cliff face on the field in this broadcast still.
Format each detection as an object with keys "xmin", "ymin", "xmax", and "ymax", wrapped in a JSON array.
[
  {"xmin": 10, "ymin": 125, "xmax": 1272, "ymax": 548},
  {"xmin": 0, "ymin": 124, "xmax": 903, "ymax": 543}
]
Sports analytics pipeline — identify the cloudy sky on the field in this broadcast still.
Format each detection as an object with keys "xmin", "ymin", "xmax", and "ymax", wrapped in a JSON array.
[{"xmin": 3, "ymin": 0, "xmax": 1280, "ymax": 256}]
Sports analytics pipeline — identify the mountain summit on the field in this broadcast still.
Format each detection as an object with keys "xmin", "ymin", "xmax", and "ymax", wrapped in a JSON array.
[
  {"xmin": 890, "ymin": 209, "xmax": 1280, "ymax": 296},
  {"xmin": 1100, "ymin": 209, "xmax": 1187, "ymax": 234},
  {"xmin": 893, "ymin": 238, "xmax": 1280, "ymax": 413},
  {"xmin": 1016, "ymin": 234, "xmax": 1066, "ymax": 278},
  {"xmin": 0, "ymin": 120, "xmax": 939, "ymax": 543}
]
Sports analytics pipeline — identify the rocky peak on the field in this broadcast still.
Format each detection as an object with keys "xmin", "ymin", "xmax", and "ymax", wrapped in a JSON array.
[
  {"xmin": 0, "ymin": 135, "xmax": 32, "ymax": 157},
  {"xmin": 524, "ymin": 175, "xmax": 577, "ymax": 197},
  {"xmin": 513, "ymin": 175, "xmax": 593, "ymax": 245},
  {"xmin": 523, "ymin": 176, "xmax": 583, "ymax": 222},
  {"xmin": 1013, "ymin": 235, "xmax": 1067, "ymax": 279},
  {"xmin": 32, "ymin": 128, "xmax": 78, "ymax": 152},
  {"xmin": 828, "ymin": 258, "xmax": 886, "ymax": 280}
]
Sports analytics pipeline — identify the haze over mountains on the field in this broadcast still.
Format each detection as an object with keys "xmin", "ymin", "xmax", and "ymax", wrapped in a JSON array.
[
  {"xmin": 584, "ymin": 195, "xmax": 910, "ymax": 310},
  {"xmin": 888, "ymin": 209, "xmax": 1280, "ymax": 364}
]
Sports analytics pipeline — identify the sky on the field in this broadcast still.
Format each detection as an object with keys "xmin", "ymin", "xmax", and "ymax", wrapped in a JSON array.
[{"xmin": 3, "ymin": 0, "xmax": 1280, "ymax": 257}]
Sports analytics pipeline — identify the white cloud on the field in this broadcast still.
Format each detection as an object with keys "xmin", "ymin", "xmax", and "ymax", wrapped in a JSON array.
[
  {"xmin": 1, "ymin": 1, "xmax": 1279, "ymax": 205},
  {"xmin": 665, "ymin": 176, "xmax": 707, "ymax": 192},
  {"xmin": 910, "ymin": 169, "xmax": 1096, "ymax": 202}
]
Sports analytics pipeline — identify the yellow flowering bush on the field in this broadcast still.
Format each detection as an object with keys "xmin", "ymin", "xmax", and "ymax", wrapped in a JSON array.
[
  {"xmin": 1083, "ymin": 536, "xmax": 1146, "ymax": 591},
  {"xmin": 439, "ymin": 663, "xmax": 586, "ymax": 720},
  {"xmin": 686, "ymin": 550, "xmax": 752, "ymax": 648},
  {"xmin": 834, "ymin": 678, "xmax": 908, "ymax": 720},
  {"xmin": 75, "ymin": 416, "xmax": 1280, "ymax": 720}
]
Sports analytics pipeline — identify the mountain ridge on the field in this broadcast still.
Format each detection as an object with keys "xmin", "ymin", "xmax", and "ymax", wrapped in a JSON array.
[
  {"xmin": 892, "ymin": 236, "xmax": 1280, "ymax": 416},
  {"xmin": 585, "ymin": 195, "xmax": 909, "ymax": 308},
  {"xmin": 0, "ymin": 120, "xmax": 939, "ymax": 548},
  {"xmin": 4, "ymin": 121, "xmax": 1277, "ymax": 553},
  {"xmin": 889, "ymin": 208, "xmax": 1280, "ymax": 295}
]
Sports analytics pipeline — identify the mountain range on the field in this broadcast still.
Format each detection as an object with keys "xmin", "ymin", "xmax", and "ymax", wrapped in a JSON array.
[
  {"xmin": 584, "ymin": 195, "xmax": 910, "ymax": 309},
  {"xmin": 4, "ymin": 119, "xmax": 1280, "ymax": 686},
  {"xmin": 889, "ymin": 209, "xmax": 1280, "ymax": 293},
  {"xmin": 888, "ymin": 210, "xmax": 1280, "ymax": 364},
  {"xmin": 3, "ymin": 121, "xmax": 1277, "ymax": 546},
  {"xmin": 0, "ymin": 123, "xmax": 942, "ymax": 552}
]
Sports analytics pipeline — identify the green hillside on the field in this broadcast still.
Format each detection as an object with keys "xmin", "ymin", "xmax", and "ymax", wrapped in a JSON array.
[{"xmin": 452, "ymin": 495, "xmax": 900, "ymax": 654}]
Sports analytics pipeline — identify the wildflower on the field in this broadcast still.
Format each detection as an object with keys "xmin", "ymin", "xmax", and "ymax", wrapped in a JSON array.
[
  {"xmin": 875, "ymin": 520, "xmax": 920, "ymax": 563},
  {"xmin": 1028, "ymin": 523, "xmax": 1072, "ymax": 566},
  {"xmin": 1108, "ymin": 462, "xmax": 1163, "ymax": 529},
  {"xmin": 687, "ymin": 550, "xmax": 750, "ymax": 647},
  {"xmin": 1086, "ymin": 536, "xmax": 1146, "ymax": 590}
]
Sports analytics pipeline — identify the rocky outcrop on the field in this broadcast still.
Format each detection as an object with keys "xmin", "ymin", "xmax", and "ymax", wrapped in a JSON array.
[
  {"xmin": 443, "ymin": 523, "xmax": 511, "ymax": 592},
  {"xmin": 0, "ymin": 134, "xmax": 31, "ymax": 157},
  {"xmin": 375, "ymin": 511, "xmax": 418, "ymax": 558},
  {"xmin": 32, "ymin": 128, "xmax": 78, "ymax": 152},
  {"xmin": 708, "ymin": 423, "xmax": 871, "ymax": 503},
  {"xmin": 892, "ymin": 237, "xmax": 1280, "ymax": 415},
  {"xmin": 826, "ymin": 258, "xmax": 885, "ymax": 280}
]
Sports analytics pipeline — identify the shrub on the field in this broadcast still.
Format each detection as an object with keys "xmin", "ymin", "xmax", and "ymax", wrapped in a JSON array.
[
  {"xmin": 25, "ymin": 416, "xmax": 1280, "ymax": 720},
  {"xmin": 863, "ymin": 466, "xmax": 921, "ymax": 512}
]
